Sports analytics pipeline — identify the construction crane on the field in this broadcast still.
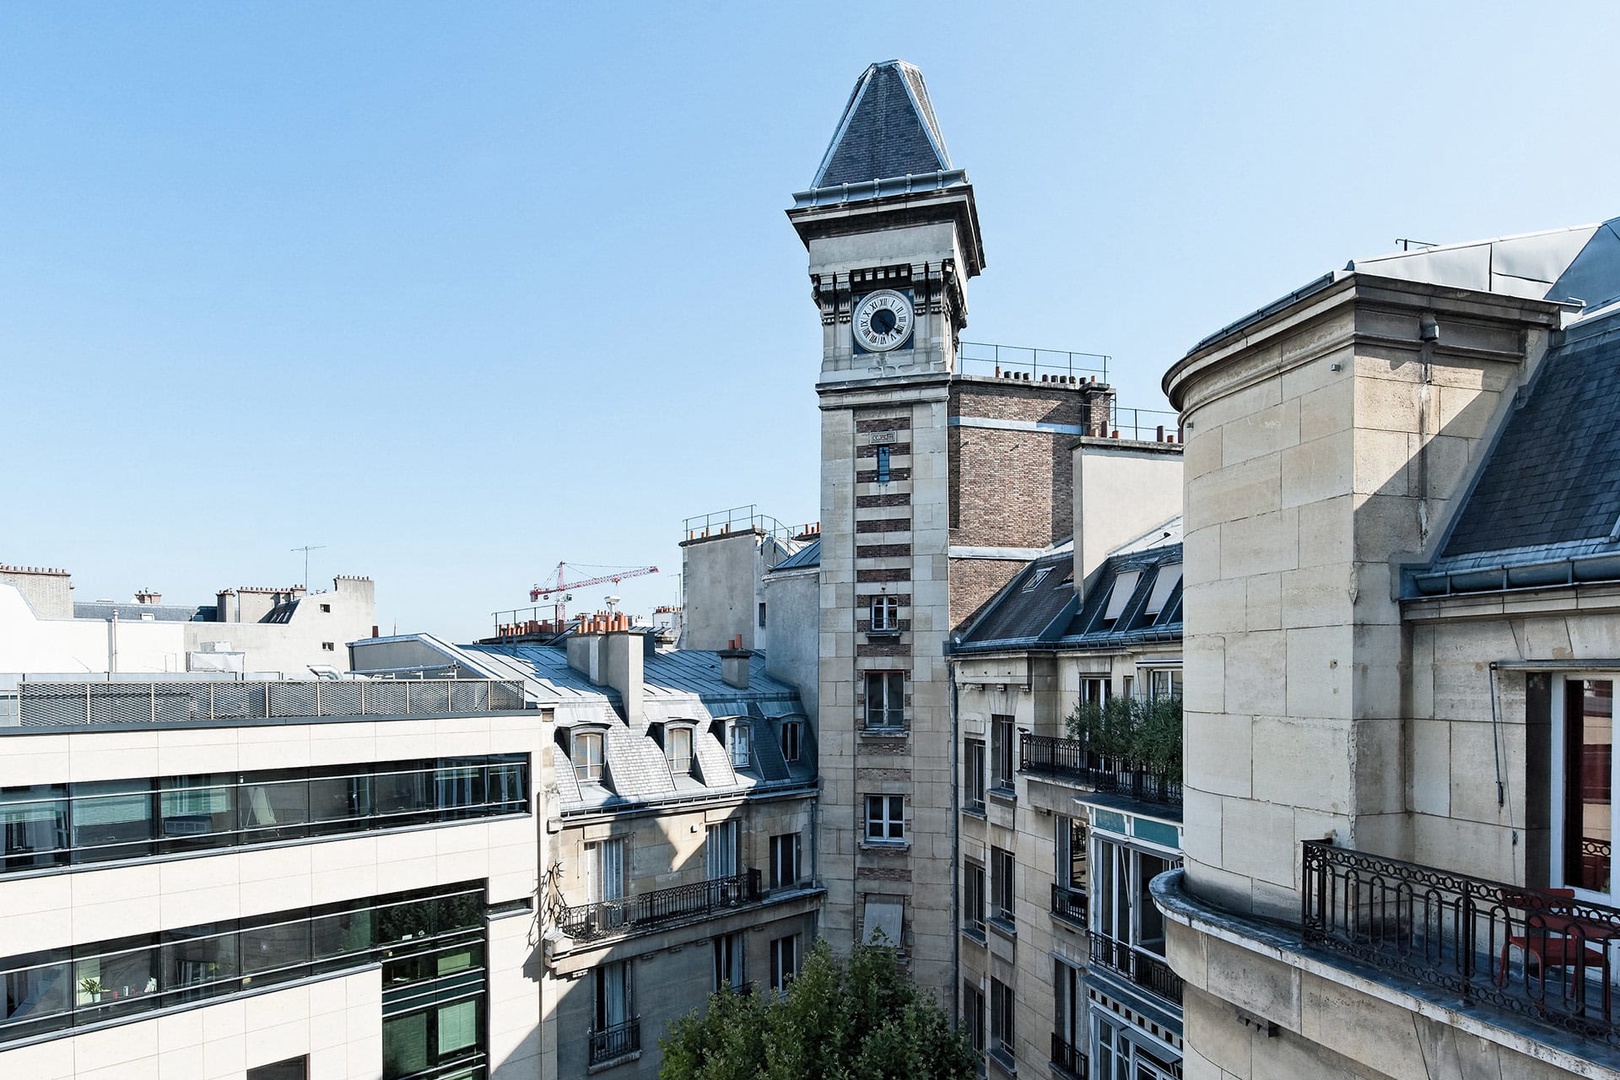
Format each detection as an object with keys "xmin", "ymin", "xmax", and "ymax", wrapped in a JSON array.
[{"xmin": 530, "ymin": 562, "xmax": 659, "ymax": 625}]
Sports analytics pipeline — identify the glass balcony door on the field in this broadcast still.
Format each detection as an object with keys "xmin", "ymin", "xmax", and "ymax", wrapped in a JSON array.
[{"xmin": 1553, "ymin": 675, "xmax": 1617, "ymax": 900}]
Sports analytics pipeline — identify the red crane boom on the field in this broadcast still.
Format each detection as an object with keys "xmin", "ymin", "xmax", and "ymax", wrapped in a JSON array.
[{"xmin": 529, "ymin": 562, "xmax": 659, "ymax": 624}]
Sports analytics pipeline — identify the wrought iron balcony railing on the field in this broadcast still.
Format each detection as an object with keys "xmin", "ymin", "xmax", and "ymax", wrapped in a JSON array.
[
  {"xmin": 1089, "ymin": 933, "xmax": 1183, "ymax": 1005},
  {"xmin": 1050, "ymin": 1033, "xmax": 1089, "ymax": 1079},
  {"xmin": 1051, "ymin": 883, "xmax": 1088, "ymax": 928},
  {"xmin": 1302, "ymin": 840, "xmax": 1620, "ymax": 1044},
  {"xmin": 589, "ymin": 1016, "xmax": 640, "ymax": 1064},
  {"xmin": 1019, "ymin": 733, "xmax": 1181, "ymax": 806},
  {"xmin": 559, "ymin": 869, "xmax": 761, "ymax": 943}
]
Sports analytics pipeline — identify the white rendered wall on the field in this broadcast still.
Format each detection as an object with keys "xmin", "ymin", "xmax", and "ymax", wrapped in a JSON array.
[
  {"xmin": 0, "ymin": 712, "xmax": 545, "ymax": 1078},
  {"xmin": 0, "ymin": 969, "xmax": 383, "ymax": 1080}
]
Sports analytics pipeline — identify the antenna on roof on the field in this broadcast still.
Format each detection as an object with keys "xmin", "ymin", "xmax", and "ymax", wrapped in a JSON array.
[
  {"xmin": 1396, "ymin": 238, "xmax": 1438, "ymax": 251},
  {"xmin": 291, "ymin": 544, "xmax": 326, "ymax": 590}
]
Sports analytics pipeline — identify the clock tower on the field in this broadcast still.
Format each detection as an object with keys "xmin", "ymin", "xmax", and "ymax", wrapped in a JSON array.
[{"xmin": 789, "ymin": 61, "xmax": 1111, "ymax": 1000}]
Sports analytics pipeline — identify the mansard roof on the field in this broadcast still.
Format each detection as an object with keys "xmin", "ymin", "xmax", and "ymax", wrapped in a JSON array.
[
  {"xmin": 953, "ymin": 529, "xmax": 1183, "ymax": 653},
  {"xmin": 1409, "ymin": 303, "xmax": 1620, "ymax": 597},
  {"xmin": 809, "ymin": 59, "xmax": 952, "ymax": 189}
]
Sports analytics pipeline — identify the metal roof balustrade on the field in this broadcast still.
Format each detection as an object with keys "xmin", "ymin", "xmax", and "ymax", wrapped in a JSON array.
[{"xmin": 0, "ymin": 677, "xmax": 526, "ymax": 728}]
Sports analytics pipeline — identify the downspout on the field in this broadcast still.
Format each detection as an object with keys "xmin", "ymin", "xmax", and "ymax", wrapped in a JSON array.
[
  {"xmin": 1417, "ymin": 313, "xmax": 1440, "ymax": 542},
  {"xmin": 949, "ymin": 647, "xmax": 961, "ymax": 1027}
]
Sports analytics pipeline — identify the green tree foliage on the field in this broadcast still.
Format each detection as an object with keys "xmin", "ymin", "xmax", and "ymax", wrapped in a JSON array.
[
  {"xmin": 1066, "ymin": 694, "xmax": 1183, "ymax": 776},
  {"xmin": 659, "ymin": 939, "xmax": 977, "ymax": 1080}
]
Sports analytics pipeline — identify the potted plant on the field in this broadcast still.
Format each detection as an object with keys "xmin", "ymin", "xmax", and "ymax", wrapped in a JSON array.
[{"xmin": 78, "ymin": 976, "xmax": 103, "ymax": 1004}]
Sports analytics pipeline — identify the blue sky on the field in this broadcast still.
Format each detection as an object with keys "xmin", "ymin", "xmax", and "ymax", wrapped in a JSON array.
[{"xmin": 4, "ymin": 2, "xmax": 1617, "ymax": 643}]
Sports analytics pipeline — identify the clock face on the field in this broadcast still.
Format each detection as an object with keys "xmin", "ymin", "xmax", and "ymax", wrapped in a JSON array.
[{"xmin": 852, "ymin": 289, "xmax": 915, "ymax": 353}]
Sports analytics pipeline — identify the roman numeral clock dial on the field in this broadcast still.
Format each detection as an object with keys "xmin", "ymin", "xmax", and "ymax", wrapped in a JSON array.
[{"xmin": 852, "ymin": 289, "xmax": 914, "ymax": 353}]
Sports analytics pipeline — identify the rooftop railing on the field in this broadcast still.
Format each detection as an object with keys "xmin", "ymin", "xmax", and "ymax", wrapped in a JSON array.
[
  {"xmin": 1, "ymin": 678, "xmax": 526, "ymax": 728},
  {"xmin": 557, "ymin": 869, "xmax": 762, "ymax": 944},
  {"xmin": 682, "ymin": 505, "xmax": 812, "ymax": 544},
  {"xmin": 1019, "ymin": 733, "xmax": 1182, "ymax": 806},
  {"xmin": 960, "ymin": 341, "xmax": 1109, "ymax": 385},
  {"xmin": 1302, "ymin": 840, "xmax": 1620, "ymax": 1045}
]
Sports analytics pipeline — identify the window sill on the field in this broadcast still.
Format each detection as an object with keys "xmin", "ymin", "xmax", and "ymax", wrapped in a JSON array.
[
  {"xmin": 987, "ymin": 787, "xmax": 1016, "ymax": 804},
  {"xmin": 588, "ymin": 1050, "xmax": 642, "ymax": 1074},
  {"xmin": 988, "ymin": 1046, "xmax": 1017, "ymax": 1076},
  {"xmin": 860, "ymin": 727, "xmax": 909, "ymax": 740},
  {"xmin": 859, "ymin": 839, "xmax": 911, "ymax": 853},
  {"xmin": 988, "ymin": 916, "xmax": 1017, "ymax": 940},
  {"xmin": 864, "ymin": 628, "xmax": 902, "ymax": 640},
  {"xmin": 961, "ymin": 924, "xmax": 987, "ymax": 946},
  {"xmin": 962, "ymin": 803, "xmax": 987, "ymax": 820}
]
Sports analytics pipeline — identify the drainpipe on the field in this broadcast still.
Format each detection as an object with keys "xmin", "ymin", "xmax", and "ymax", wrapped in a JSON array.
[
  {"xmin": 1417, "ymin": 312, "xmax": 1440, "ymax": 543},
  {"xmin": 949, "ymin": 650, "xmax": 961, "ymax": 1028},
  {"xmin": 108, "ymin": 610, "xmax": 118, "ymax": 673}
]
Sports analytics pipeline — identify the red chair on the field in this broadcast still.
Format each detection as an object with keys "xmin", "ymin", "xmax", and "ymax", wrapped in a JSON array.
[{"xmin": 1497, "ymin": 888, "xmax": 1613, "ymax": 1017}]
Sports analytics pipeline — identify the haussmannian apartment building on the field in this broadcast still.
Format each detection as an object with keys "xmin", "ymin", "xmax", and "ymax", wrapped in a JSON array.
[{"xmin": 1160, "ymin": 218, "xmax": 1620, "ymax": 1079}]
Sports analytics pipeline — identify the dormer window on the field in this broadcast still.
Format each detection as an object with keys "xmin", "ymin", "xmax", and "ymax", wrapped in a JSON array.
[
  {"xmin": 1144, "ymin": 563, "xmax": 1182, "ymax": 621},
  {"xmin": 666, "ymin": 725, "xmax": 693, "ymax": 776},
  {"xmin": 572, "ymin": 730, "xmax": 605, "ymax": 783},
  {"xmin": 871, "ymin": 595, "xmax": 900, "ymax": 632},
  {"xmin": 1102, "ymin": 570, "xmax": 1141, "ymax": 626},
  {"xmin": 729, "ymin": 721, "xmax": 751, "ymax": 769},
  {"xmin": 781, "ymin": 720, "xmax": 803, "ymax": 763}
]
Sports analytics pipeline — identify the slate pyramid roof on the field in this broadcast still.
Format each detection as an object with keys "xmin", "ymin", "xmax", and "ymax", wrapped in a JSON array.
[{"xmin": 810, "ymin": 59, "xmax": 952, "ymax": 189}]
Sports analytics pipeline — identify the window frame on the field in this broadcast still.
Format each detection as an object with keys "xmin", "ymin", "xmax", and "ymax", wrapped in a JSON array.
[
  {"xmin": 780, "ymin": 720, "xmax": 803, "ymax": 763},
  {"xmin": 990, "ymin": 715, "xmax": 1016, "ymax": 791},
  {"xmin": 728, "ymin": 721, "xmax": 751, "ymax": 769},
  {"xmin": 1550, "ymin": 673, "xmax": 1619, "ymax": 900},
  {"xmin": 585, "ymin": 838, "xmax": 626, "ymax": 904},
  {"xmin": 963, "ymin": 738, "xmax": 986, "ymax": 812},
  {"xmin": 713, "ymin": 933, "xmax": 745, "ymax": 993},
  {"xmin": 870, "ymin": 595, "xmax": 901, "ymax": 632},
  {"xmin": 706, "ymin": 821, "xmax": 739, "ymax": 880},
  {"xmin": 768, "ymin": 934, "xmax": 798, "ymax": 992},
  {"xmin": 962, "ymin": 980, "xmax": 986, "ymax": 1055},
  {"xmin": 665, "ymin": 725, "xmax": 693, "ymax": 777},
  {"xmin": 572, "ymin": 730, "xmax": 606, "ymax": 783},
  {"xmin": 863, "ymin": 794, "xmax": 906, "ymax": 845},
  {"xmin": 963, "ymin": 858, "xmax": 986, "ymax": 938},
  {"xmin": 769, "ymin": 832, "xmax": 802, "ymax": 890},
  {"xmin": 990, "ymin": 846, "xmax": 1016, "ymax": 929},
  {"xmin": 864, "ymin": 671, "xmax": 907, "ymax": 731},
  {"xmin": 989, "ymin": 977, "xmax": 1015, "ymax": 1063}
]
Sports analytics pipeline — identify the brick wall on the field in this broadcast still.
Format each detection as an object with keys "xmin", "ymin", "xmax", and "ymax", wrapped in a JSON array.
[
  {"xmin": 948, "ymin": 557, "xmax": 1023, "ymax": 629},
  {"xmin": 949, "ymin": 426, "xmax": 1074, "ymax": 547}
]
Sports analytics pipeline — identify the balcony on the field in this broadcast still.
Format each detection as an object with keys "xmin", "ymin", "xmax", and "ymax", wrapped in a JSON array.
[
  {"xmin": 589, "ymin": 1016, "xmax": 640, "ymax": 1066},
  {"xmin": 558, "ymin": 870, "xmax": 761, "ymax": 944},
  {"xmin": 1302, "ymin": 841, "xmax": 1620, "ymax": 1045},
  {"xmin": 1089, "ymin": 933, "xmax": 1183, "ymax": 1005},
  {"xmin": 1050, "ymin": 1033, "xmax": 1088, "ymax": 1079},
  {"xmin": 1019, "ymin": 733, "xmax": 1181, "ymax": 806},
  {"xmin": 1051, "ymin": 883, "xmax": 1088, "ymax": 929}
]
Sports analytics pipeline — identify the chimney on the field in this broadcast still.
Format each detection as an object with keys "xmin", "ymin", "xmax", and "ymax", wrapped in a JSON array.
[
  {"xmin": 602, "ymin": 628, "xmax": 645, "ymax": 728},
  {"xmin": 134, "ymin": 588, "xmax": 162, "ymax": 605},
  {"xmin": 719, "ymin": 637, "xmax": 752, "ymax": 690}
]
